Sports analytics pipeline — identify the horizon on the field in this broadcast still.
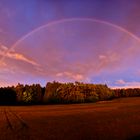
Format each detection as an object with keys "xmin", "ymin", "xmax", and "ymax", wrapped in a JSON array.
[
  {"xmin": 1, "ymin": 81, "xmax": 140, "ymax": 90},
  {"xmin": 0, "ymin": 0, "xmax": 140, "ymax": 89}
]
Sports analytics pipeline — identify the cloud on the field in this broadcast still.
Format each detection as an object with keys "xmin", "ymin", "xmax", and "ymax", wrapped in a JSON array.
[
  {"xmin": 116, "ymin": 79, "xmax": 126, "ymax": 85},
  {"xmin": 0, "ymin": 61, "xmax": 6, "ymax": 67},
  {"xmin": 113, "ymin": 79, "xmax": 140, "ymax": 89},
  {"xmin": 97, "ymin": 52, "xmax": 120, "ymax": 72},
  {"xmin": 56, "ymin": 72, "xmax": 84, "ymax": 81},
  {"xmin": 99, "ymin": 55, "xmax": 106, "ymax": 60},
  {"xmin": 6, "ymin": 52, "xmax": 39, "ymax": 66},
  {"xmin": 125, "ymin": 81, "xmax": 140, "ymax": 88},
  {"xmin": 1, "ymin": 19, "xmax": 140, "ymax": 86},
  {"xmin": 0, "ymin": 45, "xmax": 8, "ymax": 51},
  {"xmin": 0, "ymin": 45, "xmax": 39, "ymax": 66}
]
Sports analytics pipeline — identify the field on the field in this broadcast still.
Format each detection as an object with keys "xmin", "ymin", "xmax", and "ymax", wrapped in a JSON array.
[{"xmin": 0, "ymin": 97, "xmax": 140, "ymax": 140}]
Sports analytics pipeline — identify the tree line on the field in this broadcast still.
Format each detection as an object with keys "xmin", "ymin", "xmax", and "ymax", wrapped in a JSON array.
[{"xmin": 0, "ymin": 81, "xmax": 140, "ymax": 105}]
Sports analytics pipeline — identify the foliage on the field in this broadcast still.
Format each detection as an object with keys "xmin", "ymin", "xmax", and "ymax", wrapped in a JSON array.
[
  {"xmin": 43, "ymin": 81, "xmax": 112, "ymax": 104},
  {"xmin": 15, "ymin": 83, "xmax": 43, "ymax": 104},
  {"xmin": 113, "ymin": 88, "xmax": 140, "ymax": 98},
  {"xmin": 0, "ymin": 81, "xmax": 140, "ymax": 105},
  {"xmin": 0, "ymin": 87, "xmax": 17, "ymax": 105}
]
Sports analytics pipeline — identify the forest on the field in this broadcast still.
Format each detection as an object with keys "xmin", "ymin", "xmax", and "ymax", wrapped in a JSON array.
[{"xmin": 0, "ymin": 81, "xmax": 140, "ymax": 105}]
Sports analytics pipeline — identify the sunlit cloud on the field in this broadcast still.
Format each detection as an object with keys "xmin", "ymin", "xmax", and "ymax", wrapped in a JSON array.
[
  {"xmin": 97, "ymin": 52, "xmax": 121, "ymax": 72},
  {"xmin": 0, "ymin": 14, "xmax": 140, "ymax": 87},
  {"xmin": 3, "ymin": 19, "xmax": 138, "ymax": 86},
  {"xmin": 56, "ymin": 72, "xmax": 84, "ymax": 81},
  {"xmin": 0, "ymin": 61, "xmax": 6, "ymax": 67},
  {"xmin": 0, "ymin": 45, "xmax": 8, "ymax": 51},
  {"xmin": 116, "ymin": 79, "xmax": 126, "ymax": 85},
  {"xmin": 0, "ymin": 45, "xmax": 39, "ymax": 66},
  {"xmin": 113, "ymin": 79, "xmax": 140, "ymax": 89},
  {"xmin": 7, "ymin": 53, "xmax": 39, "ymax": 66}
]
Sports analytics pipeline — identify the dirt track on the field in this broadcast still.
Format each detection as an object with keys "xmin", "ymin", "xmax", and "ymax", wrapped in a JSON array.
[{"xmin": 0, "ymin": 97, "xmax": 140, "ymax": 140}]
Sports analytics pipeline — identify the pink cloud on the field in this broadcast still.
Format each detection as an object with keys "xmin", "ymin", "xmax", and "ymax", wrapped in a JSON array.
[
  {"xmin": 0, "ymin": 45, "xmax": 39, "ymax": 66},
  {"xmin": 56, "ymin": 72, "xmax": 84, "ymax": 81},
  {"xmin": 113, "ymin": 80, "xmax": 140, "ymax": 89},
  {"xmin": 116, "ymin": 79, "xmax": 126, "ymax": 85},
  {"xmin": 1, "ymin": 20, "xmax": 140, "ymax": 86}
]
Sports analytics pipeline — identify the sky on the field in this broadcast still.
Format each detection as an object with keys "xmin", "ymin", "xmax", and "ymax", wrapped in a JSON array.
[{"xmin": 0, "ymin": 0, "xmax": 140, "ymax": 88}]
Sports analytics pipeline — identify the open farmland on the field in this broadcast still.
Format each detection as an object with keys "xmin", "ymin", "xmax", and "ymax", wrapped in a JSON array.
[{"xmin": 0, "ymin": 97, "xmax": 140, "ymax": 140}]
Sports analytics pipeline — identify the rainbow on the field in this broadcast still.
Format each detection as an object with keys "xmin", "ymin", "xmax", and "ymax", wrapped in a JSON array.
[{"xmin": 1, "ymin": 17, "xmax": 140, "ymax": 63}]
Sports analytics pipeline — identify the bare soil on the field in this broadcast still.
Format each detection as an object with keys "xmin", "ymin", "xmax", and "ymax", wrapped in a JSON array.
[{"xmin": 0, "ymin": 97, "xmax": 140, "ymax": 140}]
